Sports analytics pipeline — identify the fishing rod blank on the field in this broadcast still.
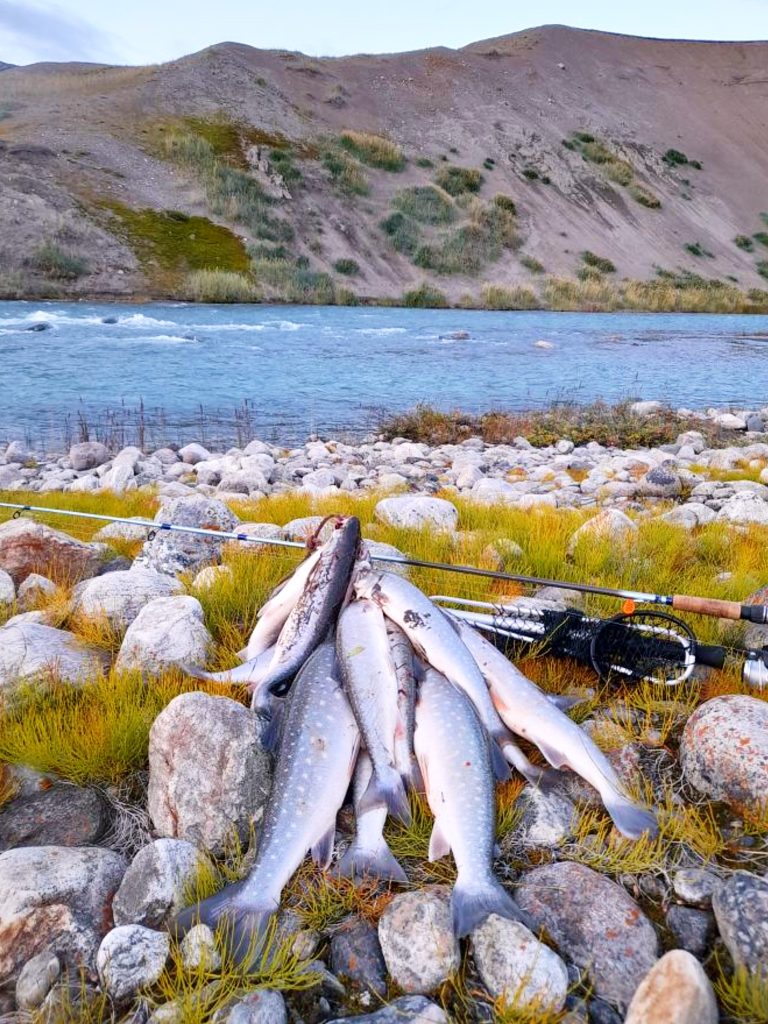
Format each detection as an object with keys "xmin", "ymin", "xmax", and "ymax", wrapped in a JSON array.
[{"xmin": 1, "ymin": 499, "xmax": 767, "ymax": 624}]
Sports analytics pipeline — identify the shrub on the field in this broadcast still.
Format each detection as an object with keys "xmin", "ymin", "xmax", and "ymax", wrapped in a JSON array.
[
  {"xmin": 520, "ymin": 255, "xmax": 545, "ymax": 274},
  {"xmin": 322, "ymin": 150, "xmax": 369, "ymax": 194},
  {"xmin": 483, "ymin": 157, "xmax": 496, "ymax": 170},
  {"xmin": 251, "ymin": 256, "xmax": 336, "ymax": 303},
  {"xmin": 581, "ymin": 139, "xmax": 615, "ymax": 164},
  {"xmin": 758, "ymin": 261, "xmax": 768, "ymax": 280},
  {"xmin": 493, "ymin": 194, "xmax": 517, "ymax": 213},
  {"xmin": 333, "ymin": 258, "xmax": 360, "ymax": 276},
  {"xmin": 411, "ymin": 199, "xmax": 517, "ymax": 276},
  {"xmin": 689, "ymin": 159, "xmax": 702, "ymax": 169},
  {"xmin": 338, "ymin": 130, "xmax": 405, "ymax": 171},
  {"xmin": 402, "ymin": 283, "xmax": 448, "ymax": 308},
  {"xmin": 268, "ymin": 148, "xmax": 302, "ymax": 184},
  {"xmin": 663, "ymin": 148, "xmax": 689, "ymax": 166},
  {"xmin": 380, "ymin": 212, "xmax": 421, "ymax": 256},
  {"xmin": 629, "ymin": 184, "xmax": 661, "ymax": 209},
  {"xmin": 481, "ymin": 284, "xmax": 539, "ymax": 310},
  {"xmin": 522, "ymin": 167, "xmax": 539, "ymax": 180},
  {"xmin": 685, "ymin": 242, "xmax": 714, "ymax": 258},
  {"xmin": 735, "ymin": 235, "xmax": 755, "ymax": 251},
  {"xmin": 754, "ymin": 232, "xmax": 768, "ymax": 248},
  {"xmin": 581, "ymin": 251, "xmax": 616, "ymax": 273},
  {"xmin": 573, "ymin": 131, "xmax": 595, "ymax": 144},
  {"xmin": 604, "ymin": 160, "xmax": 634, "ymax": 186},
  {"xmin": 434, "ymin": 165, "xmax": 483, "ymax": 196},
  {"xmin": 415, "ymin": 157, "xmax": 434, "ymax": 168},
  {"xmin": 30, "ymin": 242, "xmax": 88, "ymax": 279},
  {"xmin": 393, "ymin": 185, "xmax": 456, "ymax": 225},
  {"xmin": 184, "ymin": 269, "xmax": 258, "ymax": 302}
]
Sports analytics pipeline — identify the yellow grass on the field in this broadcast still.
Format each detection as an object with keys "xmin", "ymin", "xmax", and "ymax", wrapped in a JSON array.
[{"xmin": 714, "ymin": 962, "xmax": 768, "ymax": 1024}]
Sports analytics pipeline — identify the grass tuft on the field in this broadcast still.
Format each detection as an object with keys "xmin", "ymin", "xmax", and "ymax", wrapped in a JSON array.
[
  {"xmin": 713, "ymin": 962, "xmax": 768, "ymax": 1024},
  {"xmin": 482, "ymin": 284, "xmax": 539, "ymax": 310},
  {"xmin": 402, "ymin": 282, "xmax": 449, "ymax": 308},
  {"xmin": 435, "ymin": 165, "xmax": 484, "ymax": 196},
  {"xmin": 394, "ymin": 185, "xmax": 456, "ymax": 225},
  {"xmin": 30, "ymin": 242, "xmax": 88, "ymax": 280},
  {"xmin": 184, "ymin": 270, "xmax": 258, "ymax": 303},
  {"xmin": 339, "ymin": 130, "xmax": 405, "ymax": 171}
]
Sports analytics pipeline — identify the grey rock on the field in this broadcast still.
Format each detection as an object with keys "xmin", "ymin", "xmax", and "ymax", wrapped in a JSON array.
[
  {"xmin": 17, "ymin": 573, "xmax": 56, "ymax": 609},
  {"xmin": 0, "ymin": 465, "xmax": 24, "ymax": 490},
  {"xmin": 483, "ymin": 538, "xmax": 524, "ymax": 570},
  {"xmin": 515, "ymin": 785, "xmax": 577, "ymax": 848},
  {"xmin": 712, "ymin": 870, "xmax": 768, "ymax": 970},
  {"xmin": 69, "ymin": 442, "xmax": 109, "ymax": 472},
  {"xmin": 516, "ymin": 862, "xmax": 658, "ymax": 1011},
  {"xmin": 665, "ymin": 905, "xmax": 716, "ymax": 959},
  {"xmin": 366, "ymin": 540, "xmax": 410, "ymax": 578},
  {"xmin": 180, "ymin": 924, "xmax": 221, "ymax": 971},
  {"xmin": 72, "ymin": 567, "xmax": 182, "ymax": 629},
  {"xmin": 0, "ymin": 568, "xmax": 14, "ymax": 605},
  {"xmin": 138, "ymin": 497, "xmax": 239, "ymax": 576},
  {"xmin": 566, "ymin": 509, "xmax": 637, "ymax": 556},
  {"xmin": 378, "ymin": 886, "xmax": 459, "ymax": 994},
  {"xmin": 374, "ymin": 495, "xmax": 458, "ymax": 532},
  {"xmin": 234, "ymin": 522, "xmax": 285, "ymax": 542},
  {"xmin": 192, "ymin": 565, "xmax": 232, "ymax": 590},
  {"xmin": 113, "ymin": 839, "xmax": 210, "ymax": 928},
  {"xmin": 0, "ymin": 621, "xmax": 107, "ymax": 691},
  {"xmin": 746, "ymin": 415, "xmax": 764, "ymax": 432},
  {"xmin": 93, "ymin": 519, "xmax": 150, "ymax": 544},
  {"xmin": 15, "ymin": 952, "xmax": 61, "ymax": 1010},
  {"xmin": 216, "ymin": 990, "xmax": 287, "ymax": 1024},
  {"xmin": 640, "ymin": 463, "xmax": 682, "ymax": 498},
  {"xmin": 624, "ymin": 950, "xmax": 718, "ymax": 1024},
  {"xmin": 115, "ymin": 595, "xmax": 212, "ymax": 674},
  {"xmin": 330, "ymin": 916, "xmax": 387, "ymax": 997},
  {"xmin": 0, "ymin": 518, "xmax": 103, "ymax": 587},
  {"xmin": 327, "ymin": 995, "xmax": 447, "ymax": 1023},
  {"xmin": 671, "ymin": 868, "xmax": 721, "ymax": 907},
  {"xmin": 716, "ymin": 494, "xmax": 768, "ymax": 525},
  {"xmin": 97, "ymin": 925, "xmax": 170, "ymax": 1004},
  {"xmin": 0, "ymin": 845, "xmax": 127, "ymax": 985},
  {"xmin": 283, "ymin": 515, "xmax": 333, "ymax": 542},
  {"xmin": 0, "ymin": 784, "xmax": 106, "ymax": 851},
  {"xmin": 148, "ymin": 692, "xmax": 271, "ymax": 855},
  {"xmin": 179, "ymin": 443, "xmax": 211, "ymax": 465},
  {"xmin": 471, "ymin": 915, "xmax": 568, "ymax": 1010}
]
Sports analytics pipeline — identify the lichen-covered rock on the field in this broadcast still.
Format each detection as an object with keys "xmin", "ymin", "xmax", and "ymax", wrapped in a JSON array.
[
  {"xmin": 330, "ymin": 916, "xmax": 387, "ymax": 998},
  {"xmin": 115, "ymin": 595, "xmax": 212, "ymax": 674},
  {"xmin": 624, "ymin": 950, "xmax": 717, "ymax": 1024},
  {"xmin": 471, "ymin": 915, "xmax": 568, "ymax": 1011},
  {"xmin": 680, "ymin": 695, "xmax": 768, "ymax": 812},
  {"xmin": 516, "ymin": 862, "xmax": 658, "ymax": 1011},
  {"xmin": 0, "ymin": 621, "xmax": 108, "ymax": 691},
  {"xmin": 377, "ymin": 886, "xmax": 459, "ymax": 994},
  {"xmin": 671, "ymin": 868, "xmax": 722, "ymax": 907},
  {"xmin": 15, "ymin": 952, "xmax": 61, "ymax": 1010},
  {"xmin": 327, "ymin": 996, "xmax": 447, "ymax": 1023},
  {"xmin": 97, "ymin": 925, "xmax": 170, "ymax": 1004},
  {"xmin": 71, "ymin": 568, "xmax": 183, "ymax": 630},
  {"xmin": 148, "ymin": 693, "xmax": 271, "ymax": 855},
  {"xmin": 0, "ymin": 518, "xmax": 103, "ymax": 586},
  {"xmin": 137, "ymin": 496, "xmax": 239, "ymax": 576},
  {"xmin": 112, "ymin": 839, "xmax": 210, "ymax": 928},
  {"xmin": 93, "ymin": 519, "xmax": 151, "ymax": 544},
  {"xmin": 716, "ymin": 494, "xmax": 768, "ymax": 525},
  {"xmin": 0, "ymin": 784, "xmax": 107, "ymax": 851},
  {"xmin": 665, "ymin": 905, "xmax": 716, "ymax": 959},
  {"xmin": 566, "ymin": 509, "xmax": 637, "ymax": 556},
  {"xmin": 0, "ymin": 846, "xmax": 127, "ymax": 985},
  {"xmin": 365, "ymin": 540, "xmax": 410, "ymax": 578},
  {"xmin": 374, "ymin": 495, "xmax": 458, "ymax": 532},
  {"xmin": 712, "ymin": 870, "xmax": 768, "ymax": 970},
  {"xmin": 514, "ymin": 785, "xmax": 577, "ymax": 848}
]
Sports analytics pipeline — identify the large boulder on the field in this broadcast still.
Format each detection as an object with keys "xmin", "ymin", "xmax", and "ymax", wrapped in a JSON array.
[
  {"xmin": 0, "ymin": 846, "xmax": 127, "ymax": 984},
  {"xmin": 71, "ymin": 568, "xmax": 183, "ymax": 630},
  {"xmin": 69, "ymin": 442, "xmax": 109, "ymax": 472},
  {"xmin": 147, "ymin": 693, "xmax": 271, "ymax": 855},
  {"xmin": 0, "ymin": 784, "xmax": 107, "ymax": 851},
  {"xmin": 374, "ymin": 496, "xmax": 458, "ymax": 532},
  {"xmin": 97, "ymin": 925, "xmax": 169, "ymax": 1004},
  {"xmin": 711, "ymin": 870, "xmax": 768, "ymax": 971},
  {"xmin": 137, "ymin": 496, "xmax": 239, "ymax": 576},
  {"xmin": 112, "ymin": 839, "xmax": 210, "ymax": 928},
  {"xmin": 680, "ymin": 695, "xmax": 768, "ymax": 813},
  {"xmin": 0, "ymin": 622, "xmax": 107, "ymax": 691},
  {"xmin": 516, "ymin": 862, "xmax": 658, "ymax": 1011},
  {"xmin": 115, "ymin": 595, "xmax": 212, "ymax": 674},
  {"xmin": 471, "ymin": 915, "xmax": 568, "ymax": 1011},
  {"xmin": 624, "ymin": 950, "xmax": 717, "ymax": 1024},
  {"xmin": 716, "ymin": 494, "xmax": 768, "ymax": 525},
  {"xmin": 566, "ymin": 509, "xmax": 637, "ymax": 557},
  {"xmin": 0, "ymin": 519, "xmax": 103, "ymax": 586},
  {"xmin": 377, "ymin": 886, "xmax": 459, "ymax": 994}
]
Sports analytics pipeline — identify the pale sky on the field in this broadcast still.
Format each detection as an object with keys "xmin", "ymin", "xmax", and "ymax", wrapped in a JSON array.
[{"xmin": 1, "ymin": 0, "xmax": 768, "ymax": 66}]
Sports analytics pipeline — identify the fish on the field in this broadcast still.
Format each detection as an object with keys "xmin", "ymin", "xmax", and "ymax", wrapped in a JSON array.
[
  {"xmin": 353, "ymin": 567, "xmax": 511, "ymax": 780},
  {"xmin": 454, "ymin": 617, "xmax": 658, "ymax": 839},
  {"xmin": 337, "ymin": 750, "xmax": 408, "ymax": 884},
  {"xmin": 173, "ymin": 642, "xmax": 360, "ymax": 964},
  {"xmin": 181, "ymin": 645, "xmax": 275, "ymax": 706},
  {"xmin": 386, "ymin": 620, "xmax": 422, "ymax": 791},
  {"xmin": 263, "ymin": 516, "xmax": 361, "ymax": 699},
  {"xmin": 337, "ymin": 598, "xmax": 409, "ymax": 822},
  {"xmin": 244, "ymin": 547, "xmax": 323, "ymax": 660},
  {"xmin": 414, "ymin": 666, "xmax": 534, "ymax": 937}
]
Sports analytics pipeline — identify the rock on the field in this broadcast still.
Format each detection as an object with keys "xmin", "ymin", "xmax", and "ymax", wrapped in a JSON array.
[
  {"xmin": 179, "ymin": 443, "xmax": 211, "ymax": 465},
  {"xmin": 665, "ymin": 905, "xmax": 716, "ymax": 959},
  {"xmin": 640, "ymin": 464, "xmax": 682, "ymax": 498},
  {"xmin": 93, "ymin": 519, "xmax": 150, "ymax": 544},
  {"xmin": 233, "ymin": 522, "xmax": 285, "ymax": 542},
  {"xmin": 72, "ymin": 568, "xmax": 183, "ymax": 629},
  {"xmin": 0, "ymin": 621, "xmax": 107, "ymax": 691},
  {"xmin": 365, "ymin": 540, "xmax": 410, "ymax": 578},
  {"xmin": 301, "ymin": 468, "xmax": 337, "ymax": 489},
  {"xmin": 327, "ymin": 995, "xmax": 447, "ymax": 1023},
  {"xmin": 216, "ymin": 990, "xmax": 287, "ymax": 1024},
  {"xmin": 630, "ymin": 401, "xmax": 664, "ymax": 417},
  {"xmin": 712, "ymin": 870, "xmax": 768, "ymax": 970},
  {"xmin": 112, "ymin": 839, "xmax": 210, "ymax": 928},
  {"xmin": 472, "ymin": 915, "xmax": 568, "ymax": 1010},
  {"xmin": 138, "ymin": 497, "xmax": 239, "ymax": 576},
  {"xmin": 671, "ymin": 868, "xmax": 721, "ymax": 907},
  {"xmin": 192, "ymin": 565, "xmax": 232, "ymax": 590},
  {"xmin": 0, "ymin": 846, "xmax": 127, "ymax": 984},
  {"xmin": 17, "ymin": 572, "xmax": 56, "ymax": 609},
  {"xmin": 0, "ymin": 518, "xmax": 103, "ymax": 587},
  {"xmin": 747, "ymin": 415, "xmax": 765, "ymax": 432},
  {"xmin": 566, "ymin": 509, "xmax": 637, "ymax": 557},
  {"xmin": 624, "ymin": 950, "xmax": 717, "ymax": 1024},
  {"xmin": 717, "ymin": 493, "xmax": 768, "ymax": 525},
  {"xmin": 374, "ymin": 496, "xmax": 458, "ymax": 532},
  {"xmin": 515, "ymin": 785, "xmax": 577, "ymax": 848},
  {"xmin": 516, "ymin": 862, "xmax": 658, "ymax": 1010},
  {"xmin": 455, "ymin": 465, "xmax": 484, "ymax": 489},
  {"xmin": 283, "ymin": 516, "xmax": 334, "ymax": 542},
  {"xmin": 377, "ymin": 886, "xmax": 459, "ymax": 994},
  {"xmin": 100, "ymin": 448, "xmax": 142, "ymax": 493},
  {"xmin": 715, "ymin": 412, "xmax": 747, "ymax": 430},
  {"xmin": 0, "ymin": 568, "xmax": 15, "ymax": 605},
  {"xmin": 69, "ymin": 442, "xmax": 109, "ymax": 472},
  {"xmin": 97, "ymin": 925, "xmax": 170, "ymax": 1003},
  {"xmin": 659, "ymin": 502, "xmax": 716, "ymax": 529},
  {"xmin": 483, "ymin": 538, "xmax": 524, "ymax": 570},
  {"xmin": 680, "ymin": 695, "xmax": 768, "ymax": 811},
  {"xmin": 330, "ymin": 916, "xmax": 387, "ymax": 997},
  {"xmin": 115, "ymin": 595, "xmax": 212, "ymax": 674},
  {"xmin": 0, "ymin": 784, "xmax": 106, "ymax": 851},
  {"xmin": 15, "ymin": 951, "xmax": 61, "ymax": 1010},
  {"xmin": 148, "ymin": 693, "xmax": 271, "ymax": 855},
  {"xmin": 471, "ymin": 478, "xmax": 523, "ymax": 503},
  {"xmin": 5, "ymin": 440, "xmax": 32, "ymax": 460},
  {"xmin": 180, "ymin": 924, "xmax": 221, "ymax": 971}
]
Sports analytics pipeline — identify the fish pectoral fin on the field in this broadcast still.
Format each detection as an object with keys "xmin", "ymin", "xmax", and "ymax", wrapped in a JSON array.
[
  {"xmin": 532, "ymin": 737, "xmax": 571, "ymax": 771},
  {"xmin": 311, "ymin": 825, "xmax": 336, "ymax": 871},
  {"xmin": 428, "ymin": 819, "xmax": 451, "ymax": 862}
]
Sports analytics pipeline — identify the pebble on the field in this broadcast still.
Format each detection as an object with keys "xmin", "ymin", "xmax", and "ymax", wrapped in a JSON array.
[
  {"xmin": 665, "ymin": 905, "xmax": 716, "ymax": 959},
  {"xmin": 330, "ymin": 916, "xmax": 388, "ymax": 998},
  {"xmin": 377, "ymin": 886, "xmax": 459, "ymax": 994},
  {"xmin": 97, "ymin": 925, "xmax": 170, "ymax": 1004},
  {"xmin": 327, "ymin": 996, "xmax": 447, "ymax": 1023},
  {"xmin": 15, "ymin": 952, "xmax": 61, "ymax": 1010},
  {"xmin": 113, "ymin": 838, "xmax": 210, "ymax": 928},
  {"xmin": 471, "ymin": 915, "xmax": 568, "ymax": 1010},
  {"xmin": 624, "ymin": 950, "xmax": 718, "ymax": 1024},
  {"xmin": 180, "ymin": 924, "xmax": 221, "ymax": 971}
]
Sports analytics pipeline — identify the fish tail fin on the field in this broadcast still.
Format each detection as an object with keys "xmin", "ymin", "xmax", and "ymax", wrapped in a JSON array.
[
  {"xmin": 451, "ymin": 873, "xmax": 535, "ymax": 939},
  {"xmin": 502, "ymin": 741, "xmax": 559, "ymax": 790},
  {"xmin": 172, "ymin": 882, "xmax": 276, "ymax": 969},
  {"xmin": 179, "ymin": 661, "xmax": 216, "ymax": 682},
  {"xmin": 489, "ymin": 733, "xmax": 512, "ymax": 781},
  {"xmin": 403, "ymin": 758, "xmax": 425, "ymax": 794},
  {"xmin": 337, "ymin": 838, "xmax": 408, "ymax": 885},
  {"xmin": 359, "ymin": 765, "xmax": 412, "ymax": 825},
  {"xmin": 603, "ymin": 790, "xmax": 658, "ymax": 839},
  {"xmin": 258, "ymin": 703, "xmax": 284, "ymax": 754}
]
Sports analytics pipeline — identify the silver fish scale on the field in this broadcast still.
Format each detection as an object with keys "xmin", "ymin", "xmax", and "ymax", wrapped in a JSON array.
[{"xmin": 241, "ymin": 644, "xmax": 359, "ymax": 901}]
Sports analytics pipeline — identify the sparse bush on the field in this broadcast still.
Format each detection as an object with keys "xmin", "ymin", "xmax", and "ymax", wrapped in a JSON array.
[
  {"xmin": 268, "ymin": 147, "xmax": 302, "ymax": 183},
  {"xmin": 412, "ymin": 199, "xmax": 517, "ymax": 275},
  {"xmin": 520, "ymin": 255, "xmax": 545, "ymax": 274},
  {"xmin": 663, "ymin": 148, "xmax": 689, "ymax": 166},
  {"xmin": 758, "ymin": 261, "xmax": 768, "ymax": 280},
  {"xmin": 685, "ymin": 242, "xmax": 714, "ymax": 258},
  {"xmin": 493, "ymin": 194, "xmax": 517, "ymax": 213},
  {"xmin": 483, "ymin": 157, "xmax": 496, "ymax": 170},
  {"xmin": 578, "ymin": 265, "xmax": 605, "ymax": 281},
  {"xmin": 629, "ymin": 184, "xmax": 661, "ymax": 209},
  {"xmin": 561, "ymin": 138, "xmax": 576, "ymax": 150},
  {"xmin": 434, "ymin": 165, "xmax": 483, "ymax": 196},
  {"xmin": 754, "ymin": 232, "xmax": 768, "ymax": 248},
  {"xmin": 184, "ymin": 269, "xmax": 258, "ymax": 302},
  {"xmin": 573, "ymin": 131, "xmax": 595, "ymax": 144},
  {"xmin": 30, "ymin": 242, "xmax": 88, "ymax": 279},
  {"xmin": 415, "ymin": 156, "xmax": 434, "ymax": 168},
  {"xmin": 581, "ymin": 139, "xmax": 615, "ymax": 164},
  {"xmin": 251, "ymin": 256, "xmax": 336, "ymax": 303},
  {"xmin": 481, "ymin": 284, "xmax": 538, "ymax": 310},
  {"xmin": 339, "ymin": 130, "xmax": 405, "ymax": 171},
  {"xmin": 393, "ymin": 185, "xmax": 456, "ymax": 224},
  {"xmin": 581, "ymin": 251, "xmax": 616, "ymax": 273},
  {"xmin": 333, "ymin": 258, "xmax": 360, "ymax": 276},
  {"xmin": 735, "ymin": 235, "xmax": 755, "ymax": 251},
  {"xmin": 604, "ymin": 160, "xmax": 634, "ymax": 186},
  {"xmin": 522, "ymin": 167, "xmax": 539, "ymax": 180},
  {"xmin": 689, "ymin": 159, "xmax": 702, "ymax": 169},
  {"xmin": 380, "ymin": 212, "xmax": 421, "ymax": 256},
  {"xmin": 401, "ymin": 283, "xmax": 448, "ymax": 308},
  {"xmin": 323, "ymin": 150, "xmax": 369, "ymax": 194}
]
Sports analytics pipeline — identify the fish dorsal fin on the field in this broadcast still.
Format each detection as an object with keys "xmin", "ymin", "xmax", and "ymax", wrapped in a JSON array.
[
  {"xmin": 428, "ymin": 819, "xmax": 451, "ymax": 862},
  {"xmin": 311, "ymin": 825, "xmax": 336, "ymax": 870}
]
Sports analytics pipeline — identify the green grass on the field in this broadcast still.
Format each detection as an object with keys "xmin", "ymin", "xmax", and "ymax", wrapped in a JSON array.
[
  {"xmin": 581, "ymin": 251, "xmax": 616, "ymax": 274},
  {"xmin": 735, "ymin": 235, "xmax": 755, "ymax": 251},
  {"xmin": 685, "ymin": 242, "xmax": 714, "ymax": 259},
  {"xmin": 268, "ymin": 148, "xmax": 302, "ymax": 184},
  {"xmin": 30, "ymin": 242, "xmax": 88, "ymax": 280},
  {"xmin": 520, "ymin": 255, "xmax": 545, "ymax": 274},
  {"xmin": 412, "ymin": 199, "xmax": 518, "ymax": 275},
  {"xmin": 332, "ymin": 258, "xmax": 360, "ymax": 276},
  {"xmin": 393, "ymin": 186, "xmax": 456, "ymax": 224},
  {"xmin": 662, "ymin": 148, "xmax": 690, "ymax": 166},
  {"xmin": 758, "ymin": 261, "xmax": 768, "ymax": 280},
  {"xmin": 434, "ymin": 165, "xmax": 483, "ymax": 196},
  {"xmin": 401, "ymin": 282, "xmax": 448, "ymax": 307},
  {"xmin": 567, "ymin": 133, "xmax": 660, "ymax": 208},
  {"xmin": 482, "ymin": 284, "xmax": 539, "ymax": 310},
  {"xmin": 380, "ymin": 212, "xmax": 421, "ymax": 256},
  {"xmin": 184, "ymin": 270, "xmax": 258, "ymax": 303},
  {"xmin": 322, "ymin": 149, "xmax": 369, "ymax": 194},
  {"xmin": 250, "ymin": 256, "xmax": 336, "ymax": 304},
  {"xmin": 713, "ymin": 962, "xmax": 768, "ymax": 1024},
  {"xmin": 629, "ymin": 184, "xmax": 662, "ymax": 209},
  {"xmin": 753, "ymin": 232, "xmax": 768, "ymax": 248},
  {"xmin": 338, "ymin": 130, "xmax": 405, "ymax": 171}
]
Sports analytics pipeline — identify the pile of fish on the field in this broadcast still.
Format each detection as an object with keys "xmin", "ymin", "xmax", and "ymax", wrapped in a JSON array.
[{"xmin": 176, "ymin": 515, "xmax": 657, "ymax": 960}]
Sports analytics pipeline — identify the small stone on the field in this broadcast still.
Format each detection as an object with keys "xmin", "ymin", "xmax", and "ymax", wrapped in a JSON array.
[
  {"xmin": 115, "ymin": 595, "xmax": 212, "ymax": 674},
  {"xmin": 192, "ymin": 565, "xmax": 233, "ymax": 590},
  {"xmin": 712, "ymin": 870, "xmax": 768, "ymax": 970},
  {"xmin": 365, "ymin": 540, "xmax": 410, "ymax": 578},
  {"xmin": 624, "ymin": 950, "xmax": 717, "ymax": 1024},
  {"xmin": 113, "ymin": 839, "xmax": 210, "ymax": 928},
  {"xmin": 326, "ymin": 995, "xmax": 447, "ymax": 1023},
  {"xmin": 282, "ymin": 515, "xmax": 332, "ymax": 542},
  {"xmin": 515, "ymin": 785, "xmax": 577, "ymax": 848},
  {"xmin": 374, "ymin": 495, "xmax": 458, "ymax": 533},
  {"xmin": 181, "ymin": 924, "xmax": 221, "ymax": 971},
  {"xmin": 472, "ymin": 915, "xmax": 568, "ymax": 1011},
  {"xmin": 715, "ymin": 412, "xmax": 747, "ymax": 430},
  {"xmin": 0, "ymin": 784, "xmax": 106, "ymax": 851},
  {"xmin": 671, "ymin": 868, "xmax": 721, "ymax": 907},
  {"xmin": 179, "ymin": 443, "xmax": 211, "ymax": 465},
  {"xmin": 17, "ymin": 572, "xmax": 57, "ymax": 609},
  {"xmin": 482, "ymin": 538, "xmax": 524, "ymax": 570},
  {"xmin": 665, "ymin": 905, "xmax": 716, "ymax": 959},
  {"xmin": 93, "ymin": 519, "xmax": 151, "ymax": 544},
  {"xmin": 15, "ymin": 952, "xmax": 61, "ymax": 1010},
  {"xmin": 378, "ymin": 886, "xmax": 459, "ymax": 994},
  {"xmin": 330, "ymin": 916, "xmax": 387, "ymax": 998},
  {"xmin": 0, "ymin": 568, "xmax": 15, "ymax": 605},
  {"xmin": 566, "ymin": 509, "xmax": 637, "ymax": 557},
  {"xmin": 215, "ymin": 990, "xmax": 287, "ymax": 1024},
  {"xmin": 97, "ymin": 925, "xmax": 170, "ymax": 1004}
]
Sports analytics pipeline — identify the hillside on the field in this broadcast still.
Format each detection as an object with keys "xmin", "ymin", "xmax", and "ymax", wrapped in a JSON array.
[{"xmin": 0, "ymin": 25, "xmax": 767, "ymax": 309}]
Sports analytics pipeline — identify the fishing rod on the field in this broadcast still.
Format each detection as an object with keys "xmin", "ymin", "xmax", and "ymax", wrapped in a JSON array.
[{"xmin": 1, "ymin": 499, "xmax": 767, "ymax": 625}]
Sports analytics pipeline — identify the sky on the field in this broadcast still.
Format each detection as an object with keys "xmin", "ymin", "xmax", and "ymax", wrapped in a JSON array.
[{"xmin": 1, "ymin": 0, "xmax": 768, "ymax": 66}]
